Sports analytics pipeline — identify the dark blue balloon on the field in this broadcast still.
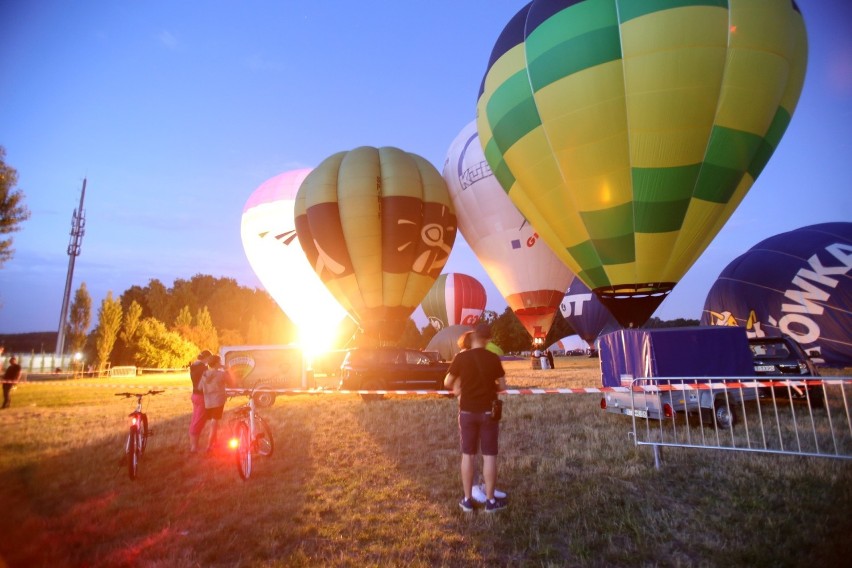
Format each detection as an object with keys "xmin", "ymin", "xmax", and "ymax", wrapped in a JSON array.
[
  {"xmin": 560, "ymin": 276, "xmax": 618, "ymax": 345},
  {"xmin": 701, "ymin": 222, "xmax": 852, "ymax": 368}
]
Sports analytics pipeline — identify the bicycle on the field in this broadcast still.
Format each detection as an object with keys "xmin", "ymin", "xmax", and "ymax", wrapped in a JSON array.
[
  {"xmin": 226, "ymin": 385, "xmax": 275, "ymax": 480},
  {"xmin": 115, "ymin": 390, "xmax": 164, "ymax": 480}
]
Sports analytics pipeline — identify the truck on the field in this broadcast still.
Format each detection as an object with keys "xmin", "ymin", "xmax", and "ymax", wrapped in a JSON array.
[
  {"xmin": 218, "ymin": 344, "xmax": 308, "ymax": 407},
  {"xmin": 598, "ymin": 326, "xmax": 757, "ymax": 428}
]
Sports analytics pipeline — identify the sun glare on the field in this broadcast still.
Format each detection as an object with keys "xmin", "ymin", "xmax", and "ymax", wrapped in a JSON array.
[{"xmin": 298, "ymin": 320, "xmax": 337, "ymax": 359}]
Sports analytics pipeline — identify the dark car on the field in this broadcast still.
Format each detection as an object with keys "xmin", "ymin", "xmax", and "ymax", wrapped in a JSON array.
[
  {"xmin": 748, "ymin": 335, "xmax": 822, "ymax": 404},
  {"xmin": 339, "ymin": 347, "xmax": 450, "ymax": 400}
]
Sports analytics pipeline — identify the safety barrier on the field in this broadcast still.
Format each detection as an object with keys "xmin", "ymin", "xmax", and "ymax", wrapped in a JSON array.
[
  {"xmin": 610, "ymin": 376, "xmax": 852, "ymax": 468},
  {"xmin": 9, "ymin": 376, "xmax": 850, "ymax": 471},
  {"xmin": 109, "ymin": 366, "xmax": 138, "ymax": 377}
]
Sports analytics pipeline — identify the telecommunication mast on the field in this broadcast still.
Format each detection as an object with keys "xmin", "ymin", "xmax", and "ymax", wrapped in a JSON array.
[{"xmin": 55, "ymin": 179, "xmax": 86, "ymax": 357}]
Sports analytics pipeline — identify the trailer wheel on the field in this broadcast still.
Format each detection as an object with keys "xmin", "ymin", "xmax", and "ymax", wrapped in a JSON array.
[
  {"xmin": 713, "ymin": 398, "xmax": 736, "ymax": 429},
  {"xmin": 807, "ymin": 386, "xmax": 825, "ymax": 409},
  {"xmin": 253, "ymin": 391, "xmax": 276, "ymax": 408}
]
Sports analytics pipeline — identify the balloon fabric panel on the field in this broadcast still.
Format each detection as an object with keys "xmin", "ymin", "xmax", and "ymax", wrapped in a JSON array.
[
  {"xmin": 295, "ymin": 146, "xmax": 456, "ymax": 344},
  {"xmin": 477, "ymin": 0, "xmax": 807, "ymax": 327},
  {"xmin": 241, "ymin": 169, "xmax": 348, "ymax": 333},
  {"xmin": 421, "ymin": 273, "xmax": 487, "ymax": 330},
  {"xmin": 444, "ymin": 121, "xmax": 574, "ymax": 341},
  {"xmin": 559, "ymin": 275, "xmax": 618, "ymax": 344},
  {"xmin": 702, "ymin": 223, "xmax": 852, "ymax": 368}
]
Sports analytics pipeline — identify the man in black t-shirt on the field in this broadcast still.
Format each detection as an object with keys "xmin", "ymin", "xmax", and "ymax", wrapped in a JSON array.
[{"xmin": 444, "ymin": 324, "xmax": 507, "ymax": 513}]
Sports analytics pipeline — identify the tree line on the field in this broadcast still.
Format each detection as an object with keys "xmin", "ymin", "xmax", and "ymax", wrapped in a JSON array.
[
  {"xmin": 64, "ymin": 275, "xmax": 294, "ymax": 369},
  {"xmin": 61, "ymin": 274, "xmax": 553, "ymax": 369},
  {"xmin": 3, "ymin": 275, "xmax": 700, "ymax": 370}
]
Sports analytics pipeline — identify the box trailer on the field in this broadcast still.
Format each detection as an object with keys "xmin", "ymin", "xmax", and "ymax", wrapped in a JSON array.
[
  {"xmin": 219, "ymin": 344, "xmax": 307, "ymax": 407},
  {"xmin": 598, "ymin": 327, "xmax": 756, "ymax": 428}
]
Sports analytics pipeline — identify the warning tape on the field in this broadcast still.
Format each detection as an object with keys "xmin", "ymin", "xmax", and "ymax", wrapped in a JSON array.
[{"xmin": 2, "ymin": 378, "xmax": 847, "ymax": 394}]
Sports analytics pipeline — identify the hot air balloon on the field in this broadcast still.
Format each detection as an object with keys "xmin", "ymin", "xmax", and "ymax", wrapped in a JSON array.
[
  {"xmin": 421, "ymin": 272, "xmax": 487, "ymax": 330},
  {"xmin": 426, "ymin": 324, "xmax": 473, "ymax": 361},
  {"xmin": 559, "ymin": 275, "xmax": 618, "ymax": 348},
  {"xmin": 240, "ymin": 169, "xmax": 351, "ymax": 349},
  {"xmin": 477, "ymin": 0, "xmax": 808, "ymax": 328},
  {"xmin": 443, "ymin": 121, "xmax": 574, "ymax": 342},
  {"xmin": 295, "ymin": 146, "xmax": 457, "ymax": 345},
  {"xmin": 702, "ymin": 222, "xmax": 852, "ymax": 368}
]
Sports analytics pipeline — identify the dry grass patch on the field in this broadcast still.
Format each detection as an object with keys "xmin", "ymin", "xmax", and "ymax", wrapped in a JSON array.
[{"xmin": 0, "ymin": 362, "xmax": 850, "ymax": 566}]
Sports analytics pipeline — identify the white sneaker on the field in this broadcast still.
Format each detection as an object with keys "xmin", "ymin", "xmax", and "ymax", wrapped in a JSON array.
[{"xmin": 472, "ymin": 483, "xmax": 506, "ymax": 503}]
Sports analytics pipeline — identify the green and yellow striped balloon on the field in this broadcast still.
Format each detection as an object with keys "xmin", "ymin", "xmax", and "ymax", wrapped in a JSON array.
[{"xmin": 477, "ymin": 0, "xmax": 807, "ymax": 327}]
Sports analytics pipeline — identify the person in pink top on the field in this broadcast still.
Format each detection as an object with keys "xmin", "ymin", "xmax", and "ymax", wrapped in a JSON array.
[{"xmin": 188, "ymin": 350, "xmax": 212, "ymax": 452}]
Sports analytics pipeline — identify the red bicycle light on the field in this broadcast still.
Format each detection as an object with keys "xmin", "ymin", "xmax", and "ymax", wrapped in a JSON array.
[
  {"xmin": 130, "ymin": 416, "xmax": 138, "ymax": 426},
  {"xmin": 663, "ymin": 403, "xmax": 674, "ymax": 418},
  {"xmin": 600, "ymin": 398, "xmax": 607, "ymax": 410}
]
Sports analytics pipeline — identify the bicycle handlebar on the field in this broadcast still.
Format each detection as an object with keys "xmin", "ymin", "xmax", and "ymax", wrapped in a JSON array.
[{"xmin": 114, "ymin": 390, "xmax": 165, "ymax": 398}]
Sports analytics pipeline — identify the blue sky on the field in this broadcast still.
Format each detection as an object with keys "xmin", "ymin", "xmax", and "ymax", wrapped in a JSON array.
[{"xmin": 1, "ymin": 0, "xmax": 850, "ymax": 336}]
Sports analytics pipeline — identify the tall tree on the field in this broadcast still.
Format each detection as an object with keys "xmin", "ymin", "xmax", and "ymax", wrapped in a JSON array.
[
  {"xmin": 0, "ymin": 146, "xmax": 31, "ymax": 268},
  {"xmin": 398, "ymin": 318, "xmax": 424, "ymax": 349},
  {"xmin": 145, "ymin": 279, "xmax": 172, "ymax": 323},
  {"xmin": 116, "ymin": 300, "xmax": 143, "ymax": 365},
  {"xmin": 67, "ymin": 282, "xmax": 92, "ymax": 354},
  {"xmin": 544, "ymin": 309, "xmax": 575, "ymax": 350},
  {"xmin": 491, "ymin": 306, "xmax": 531, "ymax": 353},
  {"xmin": 174, "ymin": 305, "xmax": 193, "ymax": 328},
  {"xmin": 193, "ymin": 306, "xmax": 218, "ymax": 351},
  {"xmin": 94, "ymin": 292, "xmax": 122, "ymax": 371},
  {"xmin": 135, "ymin": 317, "xmax": 198, "ymax": 368},
  {"xmin": 419, "ymin": 323, "xmax": 437, "ymax": 348},
  {"xmin": 121, "ymin": 301, "xmax": 143, "ymax": 345}
]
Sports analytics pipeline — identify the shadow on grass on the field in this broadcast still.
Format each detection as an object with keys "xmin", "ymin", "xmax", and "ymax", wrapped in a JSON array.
[
  {"xmin": 0, "ymin": 393, "xmax": 316, "ymax": 567},
  {"xmin": 352, "ymin": 393, "xmax": 852, "ymax": 567},
  {"xmin": 1, "ymin": 387, "xmax": 851, "ymax": 567}
]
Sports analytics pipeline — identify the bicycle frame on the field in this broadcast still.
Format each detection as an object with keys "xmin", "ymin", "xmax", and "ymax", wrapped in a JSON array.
[
  {"xmin": 115, "ymin": 390, "xmax": 163, "ymax": 480},
  {"xmin": 228, "ymin": 396, "xmax": 257, "ymax": 452},
  {"xmin": 227, "ymin": 385, "xmax": 274, "ymax": 480}
]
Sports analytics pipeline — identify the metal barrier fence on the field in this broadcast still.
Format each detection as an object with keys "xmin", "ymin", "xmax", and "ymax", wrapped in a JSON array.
[{"xmin": 610, "ymin": 377, "xmax": 852, "ymax": 468}]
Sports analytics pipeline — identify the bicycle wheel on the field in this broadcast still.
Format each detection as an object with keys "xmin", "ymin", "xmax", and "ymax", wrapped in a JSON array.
[
  {"xmin": 254, "ymin": 415, "xmax": 274, "ymax": 458},
  {"xmin": 127, "ymin": 427, "xmax": 139, "ymax": 480},
  {"xmin": 139, "ymin": 414, "xmax": 150, "ymax": 454},
  {"xmin": 235, "ymin": 421, "xmax": 252, "ymax": 480}
]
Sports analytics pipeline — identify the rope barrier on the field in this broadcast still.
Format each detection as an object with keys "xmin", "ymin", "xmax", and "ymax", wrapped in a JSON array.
[{"xmin": 2, "ymin": 378, "xmax": 845, "ymax": 394}]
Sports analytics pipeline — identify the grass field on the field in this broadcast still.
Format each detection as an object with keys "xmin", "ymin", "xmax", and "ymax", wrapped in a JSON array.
[{"xmin": 0, "ymin": 358, "xmax": 850, "ymax": 567}]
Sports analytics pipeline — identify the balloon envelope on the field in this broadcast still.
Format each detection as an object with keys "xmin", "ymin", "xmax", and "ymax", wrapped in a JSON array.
[
  {"xmin": 477, "ymin": 0, "xmax": 808, "ymax": 328},
  {"xmin": 443, "ymin": 121, "xmax": 573, "ymax": 340},
  {"xmin": 295, "ymin": 146, "xmax": 457, "ymax": 345},
  {"xmin": 701, "ymin": 222, "xmax": 852, "ymax": 368},
  {"xmin": 421, "ymin": 272, "xmax": 487, "ymax": 330},
  {"xmin": 559, "ymin": 276, "xmax": 618, "ymax": 346},
  {"xmin": 240, "ymin": 169, "xmax": 349, "ymax": 342},
  {"xmin": 426, "ymin": 324, "xmax": 473, "ymax": 362}
]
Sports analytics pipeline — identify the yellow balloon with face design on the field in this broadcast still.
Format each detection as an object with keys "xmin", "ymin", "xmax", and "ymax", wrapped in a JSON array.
[{"xmin": 295, "ymin": 146, "xmax": 457, "ymax": 345}]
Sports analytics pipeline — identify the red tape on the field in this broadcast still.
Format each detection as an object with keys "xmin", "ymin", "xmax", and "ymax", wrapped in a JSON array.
[{"xmin": 5, "ymin": 378, "xmax": 845, "ymax": 394}]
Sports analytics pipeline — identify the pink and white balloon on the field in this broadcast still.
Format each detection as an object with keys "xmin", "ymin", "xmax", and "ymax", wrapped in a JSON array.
[{"xmin": 241, "ymin": 169, "xmax": 348, "ymax": 345}]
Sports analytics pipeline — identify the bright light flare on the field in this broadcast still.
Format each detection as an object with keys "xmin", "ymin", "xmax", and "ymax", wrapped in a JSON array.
[
  {"xmin": 228, "ymin": 437, "xmax": 240, "ymax": 450},
  {"xmin": 297, "ymin": 319, "xmax": 339, "ymax": 359},
  {"xmin": 241, "ymin": 169, "xmax": 349, "ymax": 346}
]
